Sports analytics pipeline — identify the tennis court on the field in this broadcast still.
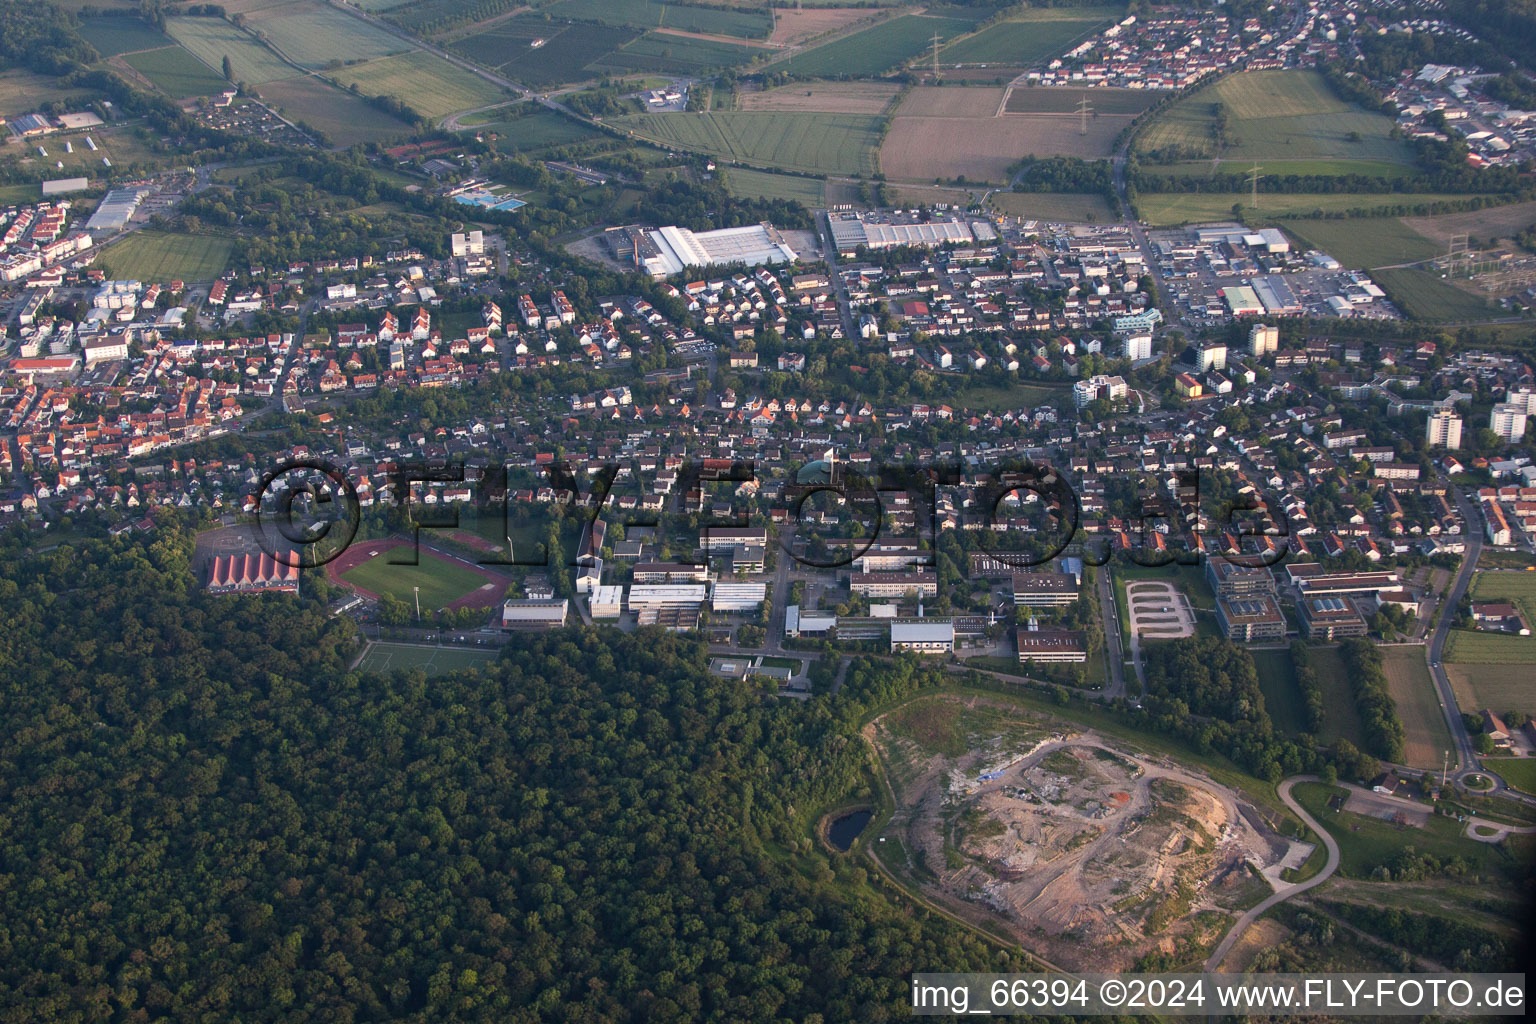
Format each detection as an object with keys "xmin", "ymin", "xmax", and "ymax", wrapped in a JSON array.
[{"xmin": 355, "ymin": 641, "xmax": 501, "ymax": 676}]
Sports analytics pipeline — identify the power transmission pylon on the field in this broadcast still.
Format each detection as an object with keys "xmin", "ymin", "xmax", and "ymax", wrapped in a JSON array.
[
  {"xmin": 1446, "ymin": 232, "xmax": 1470, "ymax": 278},
  {"xmin": 932, "ymin": 32, "xmax": 942, "ymax": 82},
  {"xmin": 1246, "ymin": 162, "xmax": 1263, "ymax": 209},
  {"xmin": 1077, "ymin": 93, "xmax": 1093, "ymax": 136}
]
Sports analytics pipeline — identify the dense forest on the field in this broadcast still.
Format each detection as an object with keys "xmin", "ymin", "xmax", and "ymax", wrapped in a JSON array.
[{"xmin": 0, "ymin": 529, "xmax": 1038, "ymax": 1020}]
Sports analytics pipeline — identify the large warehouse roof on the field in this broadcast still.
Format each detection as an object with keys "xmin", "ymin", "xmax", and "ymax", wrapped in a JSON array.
[{"xmin": 644, "ymin": 223, "xmax": 796, "ymax": 277}]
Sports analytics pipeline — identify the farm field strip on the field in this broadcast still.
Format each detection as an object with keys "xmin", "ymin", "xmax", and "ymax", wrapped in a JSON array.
[
  {"xmin": 243, "ymin": 0, "xmax": 408, "ymax": 68},
  {"xmin": 721, "ymin": 167, "xmax": 826, "ymax": 206},
  {"xmin": 335, "ymin": 50, "xmax": 508, "ymax": 119},
  {"xmin": 881, "ymin": 113, "xmax": 1129, "ymax": 181},
  {"xmin": 1003, "ymin": 86, "xmax": 1159, "ymax": 115},
  {"xmin": 165, "ymin": 16, "xmax": 297, "ymax": 85},
  {"xmin": 1283, "ymin": 217, "xmax": 1439, "ymax": 269},
  {"xmin": 547, "ymin": 0, "xmax": 772, "ymax": 39},
  {"xmin": 124, "ymin": 46, "xmax": 230, "ymax": 99},
  {"xmin": 941, "ymin": 12, "xmax": 1117, "ymax": 66},
  {"xmin": 779, "ymin": 13, "xmax": 977, "ymax": 77},
  {"xmin": 1136, "ymin": 192, "xmax": 1500, "ymax": 227},
  {"xmin": 1380, "ymin": 648, "xmax": 1454, "ymax": 771},
  {"xmin": 613, "ymin": 111, "xmax": 881, "ymax": 177},
  {"xmin": 989, "ymin": 191, "xmax": 1115, "ymax": 222},
  {"xmin": 1403, "ymin": 200, "xmax": 1536, "ymax": 245},
  {"xmin": 737, "ymin": 81, "xmax": 901, "ymax": 115},
  {"xmin": 79, "ymin": 16, "xmax": 173, "ymax": 56},
  {"xmin": 1444, "ymin": 664, "xmax": 1534, "ymax": 719},
  {"xmin": 1371, "ymin": 267, "xmax": 1496, "ymax": 322},
  {"xmin": 258, "ymin": 77, "xmax": 414, "ymax": 146}
]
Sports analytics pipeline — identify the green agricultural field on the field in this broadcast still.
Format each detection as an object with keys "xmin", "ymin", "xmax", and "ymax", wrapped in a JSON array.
[
  {"xmin": 1380, "ymin": 648, "xmax": 1454, "ymax": 771},
  {"xmin": 100, "ymin": 231, "xmax": 234, "ymax": 282},
  {"xmin": 721, "ymin": 167, "xmax": 825, "ymax": 206},
  {"xmin": 1445, "ymin": 663, "xmax": 1533, "ymax": 717},
  {"xmin": 125, "ymin": 46, "xmax": 229, "ymax": 99},
  {"xmin": 165, "ymin": 16, "xmax": 296, "ymax": 85},
  {"xmin": 1153, "ymin": 158, "xmax": 1418, "ymax": 180},
  {"xmin": 613, "ymin": 111, "xmax": 881, "ymax": 176},
  {"xmin": 1004, "ymin": 86, "xmax": 1158, "ymax": 115},
  {"xmin": 1470, "ymin": 569, "xmax": 1536, "ymax": 615},
  {"xmin": 244, "ymin": 2, "xmax": 407, "ymax": 69},
  {"xmin": 79, "ymin": 16, "xmax": 172, "ymax": 56},
  {"xmin": 1134, "ymin": 193, "xmax": 1490, "ymax": 227},
  {"xmin": 1372, "ymin": 268, "xmax": 1497, "ymax": 321},
  {"xmin": 592, "ymin": 32, "xmax": 762, "ymax": 76},
  {"xmin": 1251, "ymin": 648, "xmax": 1307, "ymax": 735},
  {"xmin": 782, "ymin": 13, "xmax": 977, "ymax": 77},
  {"xmin": 1135, "ymin": 70, "xmax": 1415, "ymax": 171},
  {"xmin": 336, "ymin": 50, "xmax": 508, "ymax": 118},
  {"xmin": 258, "ymin": 77, "xmax": 414, "ymax": 146},
  {"xmin": 548, "ymin": 0, "xmax": 772, "ymax": 39},
  {"xmin": 355, "ymin": 641, "xmax": 500, "ymax": 676},
  {"xmin": 457, "ymin": 21, "xmax": 639, "ymax": 87},
  {"xmin": 941, "ymin": 9, "xmax": 1117, "ymax": 66},
  {"xmin": 1284, "ymin": 217, "xmax": 1438, "ymax": 269},
  {"xmin": 1445, "ymin": 628, "xmax": 1536, "ymax": 664},
  {"xmin": 341, "ymin": 549, "xmax": 492, "ymax": 611},
  {"xmin": 991, "ymin": 191, "xmax": 1114, "ymax": 222}
]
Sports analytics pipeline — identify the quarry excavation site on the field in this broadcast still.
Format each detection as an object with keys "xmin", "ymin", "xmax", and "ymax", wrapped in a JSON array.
[{"xmin": 873, "ymin": 699, "xmax": 1298, "ymax": 970}]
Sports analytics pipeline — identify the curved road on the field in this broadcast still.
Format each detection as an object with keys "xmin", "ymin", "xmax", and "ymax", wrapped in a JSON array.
[{"xmin": 1204, "ymin": 775, "xmax": 1340, "ymax": 972}]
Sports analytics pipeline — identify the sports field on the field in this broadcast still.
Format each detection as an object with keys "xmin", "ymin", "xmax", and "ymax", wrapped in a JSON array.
[
  {"xmin": 942, "ymin": 8, "xmax": 1120, "ymax": 65},
  {"xmin": 336, "ymin": 50, "xmax": 508, "ymax": 118},
  {"xmin": 258, "ymin": 76, "xmax": 414, "ymax": 145},
  {"xmin": 1284, "ymin": 217, "xmax": 1438, "ymax": 269},
  {"xmin": 782, "ymin": 13, "xmax": 977, "ymax": 77},
  {"xmin": 100, "ymin": 231, "xmax": 234, "ymax": 282},
  {"xmin": 1446, "ymin": 663, "xmax": 1534, "ymax": 718},
  {"xmin": 80, "ymin": 16, "xmax": 172, "ymax": 56},
  {"xmin": 1372, "ymin": 268, "xmax": 1495, "ymax": 321},
  {"xmin": 614, "ymin": 111, "xmax": 881, "ymax": 176},
  {"xmin": 339, "ymin": 545, "xmax": 498, "ymax": 611},
  {"xmin": 165, "ymin": 16, "xmax": 294, "ymax": 84},
  {"xmin": 1135, "ymin": 70, "xmax": 1414, "ymax": 171},
  {"xmin": 1381, "ymin": 648, "xmax": 1454, "ymax": 770},
  {"xmin": 355, "ymin": 641, "xmax": 501, "ymax": 676},
  {"xmin": 737, "ymin": 81, "xmax": 900, "ymax": 115},
  {"xmin": 1135, "ymin": 192, "xmax": 1487, "ymax": 227},
  {"xmin": 990, "ymin": 190, "xmax": 1114, "ymax": 222},
  {"xmin": 125, "ymin": 46, "xmax": 229, "ymax": 99},
  {"xmin": 722, "ymin": 167, "xmax": 826, "ymax": 205},
  {"xmin": 243, "ymin": 0, "xmax": 407, "ymax": 68}
]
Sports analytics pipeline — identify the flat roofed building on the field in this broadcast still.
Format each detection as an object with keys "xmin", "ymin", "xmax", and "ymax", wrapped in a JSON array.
[
  {"xmin": 1216, "ymin": 593, "xmax": 1286, "ymax": 642},
  {"xmin": 1015, "ymin": 627, "xmax": 1088, "ymax": 663},
  {"xmin": 1295, "ymin": 571, "xmax": 1400, "ymax": 597},
  {"xmin": 502, "ymin": 598, "xmax": 569, "ymax": 630},
  {"xmin": 850, "ymin": 571, "xmax": 937, "ymax": 598},
  {"xmin": 1206, "ymin": 557, "xmax": 1275, "ymax": 599},
  {"xmin": 635, "ymin": 605, "xmax": 700, "ymax": 632},
  {"xmin": 589, "ymin": 585, "xmax": 624, "ymax": 619},
  {"xmin": 1011, "ymin": 571, "xmax": 1078, "ymax": 606},
  {"xmin": 712, "ymin": 581, "xmax": 766, "ymax": 612},
  {"xmin": 643, "ymin": 223, "xmax": 797, "ymax": 277},
  {"xmin": 633, "ymin": 562, "xmax": 712, "ymax": 583},
  {"xmin": 890, "ymin": 620, "xmax": 954, "ymax": 653},
  {"xmin": 731, "ymin": 543, "xmax": 766, "ymax": 573},
  {"xmin": 700, "ymin": 526, "xmax": 768, "ymax": 551},
  {"xmin": 627, "ymin": 584, "xmax": 709, "ymax": 612},
  {"xmin": 785, "ymin": 605, "xmax": 837, "ymax": 637},
  {"xmin": 1300, "ymin": 594, "xmax": 1368, "ymax": 640}
]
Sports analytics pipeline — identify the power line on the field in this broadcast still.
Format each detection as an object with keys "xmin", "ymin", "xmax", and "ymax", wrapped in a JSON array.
[
  {"xmin": 1245, "ymin": 162, "xmax": 1263, "ymax": 209},
  {"xmin": 1076, "ymin": 93, "xmax": 1093, "ymax": 136}
]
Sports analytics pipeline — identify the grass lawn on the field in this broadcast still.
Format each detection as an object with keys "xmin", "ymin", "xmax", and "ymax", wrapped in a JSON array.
[
  {"xmin": 1478, "ymin": 550, "xmax": 1536, "ymax": 570},
  {"xmin": 1282, "ymin": 217, "xmax": 1438, "ymax": 269},
  {"xmin": 0, "ymin": 68, "xmax": 99, "ymax": 117},
  {"xmin": 125, "ymin": 46, "xmax": 229, "ymax": 99},
  {"xmin": 1290, "ymin": 781, "xmax": 1526, "ymax": 883},
  {"xmin": 721, "ymin": 167, "xmax": 825, "ymax": 206},
  {"xmin": 341, "ymin": 548, "xmax": 491, "ymax": 611},
  {"xmin": 1486, "ymin": 757, "xmax": 1536, "ymax": 795},
  {"xmin": 355, "ymin": 641, "xmax": 500, "ymax": 676},
  {"xmin": 99, "ymin": 231, "xmax": 234, "ymax": 283},
  {"xmin": 1371, "ymin": 268, "xmax": 1498, "ymax": 322},
  {"xmin": 478, "ymin": 108, "xmax": 605, "ymax": 153},
  {"xmin": 780, "ymin": 13, "xmax": 978, "ymax": 77},
  {"xmin": 1251, "ymin": 648, "xmax": 1307, "ymax": 735},
  {"xmin": 949, "ymin": 381, "xmax": 1072, "ymax": 412},
  {"xmin": 1307, "ymin": 645, "xmax": 1369, "ymax": 750},
  {"xmin": 612, "ymin": 111, "xmax": 882, "ymax": 177}
]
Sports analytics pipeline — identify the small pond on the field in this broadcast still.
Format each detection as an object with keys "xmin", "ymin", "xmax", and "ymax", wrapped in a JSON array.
[{"xmin": 828, "ymin": 809, "xmax": 872, "ymax": 851}]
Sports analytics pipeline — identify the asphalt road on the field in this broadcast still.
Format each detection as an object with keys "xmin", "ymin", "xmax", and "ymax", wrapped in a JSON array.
[
  {"xmin": 1204, "ymin": 775, "xmax": 1340, "ymax": 972},
  {"xmin": 1426, "ymin": 487, "xmax": 1484, "ymax": 776}
]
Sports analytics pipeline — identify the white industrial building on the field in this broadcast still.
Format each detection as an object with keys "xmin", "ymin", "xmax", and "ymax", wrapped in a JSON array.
[
  {"xmin": 84, "ymin": 186, "xmax": 150, "ymax": 232},
  {"xmin": 785, "ymin": 605, "xmax": 836, "ymax": 637},
  {"xmin": 502, "ymin": 598, "xmax": 569, "ymax": 630},
  {"xmin": 827, "ymin": 212, "xmax": 996, "ymax": 253},
  {"xmin": 711, "ymin": 581, "xmax": 766, "ymax": 612},
  {"xmin": 890, "ymin": 621, "xmax": 954, "ymax": 653},
  {"xmin": 641, "ymin": 223, "xmax": 797, "ymax": 277},
  {"xmin": 627, "ymin": 584, "xmax": 709, "ymax": 613}
]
